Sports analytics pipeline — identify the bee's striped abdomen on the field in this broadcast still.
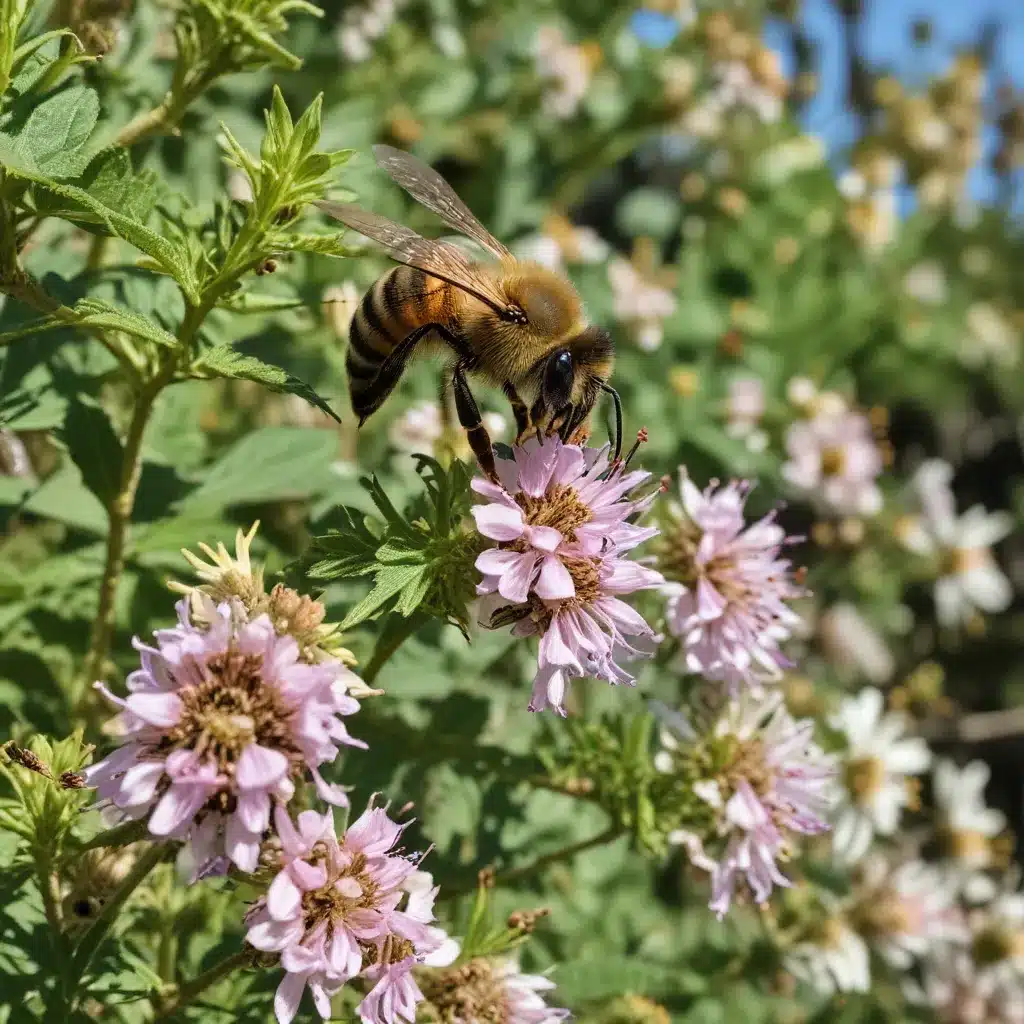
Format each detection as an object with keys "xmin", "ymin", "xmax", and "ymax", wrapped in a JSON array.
[{"xmin": 347, "ymin": 266, "xmax": 449, "ymax": 419}]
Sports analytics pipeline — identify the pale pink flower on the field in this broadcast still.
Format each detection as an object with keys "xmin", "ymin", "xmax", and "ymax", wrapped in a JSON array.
[
  {"xmin": 724, "ymin": 376, "xmax": 765, "ymax": 438},
  {"xmin": 246, "ymin": 804, "xmax": 450, "ymax": 1024},
  {"xmin": 782, "ymin": 408, "xmax": 883, "ymax": 515},
  {"xmin": 660, "ymin": 475, "xmax": 804, "ymax": 692},
  {"xmin": 475, "ymin": 438, "xmax": 662, "ymax": 714},
  {"xmin": 86, "ymin": 597, "xmax": 364, "ymax": 875},
  {"xmin": 655, "ymin": 692, "xmax": 837, "ymax": 917}
]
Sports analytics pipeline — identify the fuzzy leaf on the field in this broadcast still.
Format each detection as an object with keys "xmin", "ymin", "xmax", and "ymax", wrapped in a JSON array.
[
  {"xmin": 190, "ymin": 345, "xmax": 341, "ymax": 423},
  {"xmin": 3, "ymin": 83, "xmax": 99, "ymax": 177},
  {"xmin": 340, "ymin": 564, "xmax": 426, "ymax": 630}
]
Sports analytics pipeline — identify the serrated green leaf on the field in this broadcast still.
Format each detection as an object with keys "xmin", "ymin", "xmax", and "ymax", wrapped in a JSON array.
[
  {"xmin": 0, "ymin": 299, "xmax": 179, "ymax": 349},
  {"xmin": 374, "ymin": 539, "xmax": 427, "ymax": 563},
  {"xmin": 190, "ymin": 345, "xmax": 340, "ymax": 423},
  {"xmin": 275, "ymin": 232, "xmax": 348, "ymax": 256},
  {"xmin": 3, "ymin": 83, "xmax": 99, "ymax": 177},
  {"xmin": 61, "ymin": 398, "xmax": 122, "ymax": 507},
  {"xmin": 340, "ymin": 564, "xmax": 425, "ymax": 630},
  {"xmin": 303, "ymin": 507, "xmax": 380, "ymax": 580},
  {"xmin": 393, "ymin": 567, "xmax": 432, "ymax": 615}
]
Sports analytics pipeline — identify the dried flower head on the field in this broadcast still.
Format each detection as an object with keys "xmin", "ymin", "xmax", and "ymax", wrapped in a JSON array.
[
  {"xmin": 419, "ymin": 957, "xmax": 569, "ymax": 1024},
  {"xmin": 658, "ymin": 474, "xmax": 805, "ymax": 693},
  {"xmin": 245, "ymin": 804, "xmax": 452, "ymax": 1024},
  {"xmin": 170, "ymin": 523, "xmax": 358, "ymax": 669},
  {"xmin": 87, "ymin": 597, "xmax": 366, "ymax": 876}
]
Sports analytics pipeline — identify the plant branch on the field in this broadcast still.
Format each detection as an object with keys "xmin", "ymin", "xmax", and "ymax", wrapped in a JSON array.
[
  {"xmin": 361, "ymin": 613, "xmax": 425, "ymax": 684},
  {"xmin": 150, "ymin": 949, "xmax": 251, "ymax": 1021},
  {"xmin": 80, "ymin": 818, "xmax": 149, "ymax": 851},
  {"xmin": 70, "ymin": 841, "xmax": 167, "ymax": 987}
]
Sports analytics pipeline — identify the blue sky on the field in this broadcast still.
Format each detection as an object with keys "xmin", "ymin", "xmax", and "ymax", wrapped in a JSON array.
[{"xmin": 632, "ymin": 0, "xmax": 1024, "ymax": 206}]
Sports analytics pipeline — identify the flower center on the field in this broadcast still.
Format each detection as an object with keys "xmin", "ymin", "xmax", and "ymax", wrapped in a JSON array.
[
  {"xmin": 850, "ymin": 890, "xmax": 917, "ymax": 937},
  {"xmin": 820, "ymin": 446, "xmax": 846, "ymax": 477},
  {"xmin": 972, "ymin": 925, "xmax": 1024, "ymax": 966},
  {"xmin": 655, "ymin": 522, "xmax": 702, "ymax": 585},
  {"xmin": 946, "ymin": 546, "xmax": 989, "ymax": 575},
  {"xmin": 163, "ymin": 650, "xmax": 300, "ymax": 775},
  {"xmin": 843, "ymin": 755, "xmax": 886, "ymax": 805},
  {"xmin": 419, "ymin": 957, "xmax": 510, "ymax": 1024},
  {"xmin": 302, "ymin": 853, "xmax": 379, "ymax": 933},
  {"xmin": 517, "ymin": 484, "xmax": 592, "ymax": 541},
  {"xmin": 723, "ymin": 738, "xmax": 774, "ymax": 799},
  {"xmin": 816, "ymin": 916, "xmax": 848, "ymax": 949},
  {"xmin": 940, "ymin": 827, "xmax": 992, "ymax": 863}
]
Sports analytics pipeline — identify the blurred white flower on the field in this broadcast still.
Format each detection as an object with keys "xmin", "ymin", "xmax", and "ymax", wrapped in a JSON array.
[
  {"xmin": 724, "ymin": 376, "xmax": 764, "ymax": 438},
  {"xmin": 337, "ymin": 0, "xmax": 404, "ymax": 63},
  {"xmin": 785, "ymin": 917, "xmax": 871, "ymax": 995},
  {"xmin": 903, "ymin": 261, "xmax": 949, "ymax": 305},
  {"xmin": 850, "ymin": 856, "xmax": 967, "ymax": 968},
  {"xmin": 831, "ymin": 687, "xmax": 931, "ymax": 863},
  {"xmin": 388, "ymin": 401, "xmax": 505, "ymax": 458},
  {"xmin": 960, "ymin": 303, "xmax": 1020, "ymax": 369},
  {"xmin": 783, "ymin": 408, "xmax": 884, "ymax": 516},
  {"xmin": 756, "ymin": 134, "xmax": 826, "ymax": 186},
  {"xmin": 934, "ymin": 759, "xmax": 1007, "ymax": 902},
  {"xmin": 323, "ymin": 281, "xmax": 362, "ymax": 337},
  {"xmin": 900, "ymin": 459, "xmax": 1013, "ymax": 626},
  {"xmin": 227, "ymin": 169, "xmax": 254, "ymax": 203},
  {"xmin": 921, "ymin": 947, "xmax": 1024, "ymax": 1024},
  {"xmin": 818, "ymin": 603, "xmax": 895, "ymax": 684},
  {"xmin": 514, "ymin": 217, "xmax": 609, "ymax": 271},
  {"xmin": 607, "ymin": 257, "xmax": 676, "ymax": 351},
  {"xmin": 535, "ymin": 26, "xmax": 593, "ymax": 119},
  {"xmin": 786, "ymin": 375, "xmax": 818, "ymax": 410}
]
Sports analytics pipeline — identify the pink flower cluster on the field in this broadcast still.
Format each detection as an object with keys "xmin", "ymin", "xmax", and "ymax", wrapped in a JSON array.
[
  {"xmin": 663, "ymin": 475, "xmax": 804, "ymax": 693},
  {"xmin": 472, "ymin": 437, "xmax": 663, "ymax": 715},
  {"xmin": 245, "ymin": 803, "xmax": 453, "ymax": 1024},
  {"xmin": 656, "ymin": 692, "xmax": 836, "ymax": 917},
  {"xmin": 86, "ymin": 596, "xmax": 365, "ymax": 877}
]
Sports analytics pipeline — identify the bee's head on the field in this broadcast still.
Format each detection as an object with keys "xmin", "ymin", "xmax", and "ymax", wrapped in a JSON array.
[{"xmin": 534, "ymin": 326, "xmax": 620, "ymax": 456}]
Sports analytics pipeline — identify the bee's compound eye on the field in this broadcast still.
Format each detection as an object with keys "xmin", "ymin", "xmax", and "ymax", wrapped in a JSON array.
[{"xmin": 544, "ymin": 350, "xmax": 574, "ymax": 406}]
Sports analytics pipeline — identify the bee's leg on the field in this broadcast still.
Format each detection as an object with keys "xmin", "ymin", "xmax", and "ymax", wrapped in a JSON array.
[
  {"xmin": 453, "ymin": 362, "xmax": 498, "ymax": 481},
  {"xmin": 502, "ymin": 381, "xmax": 532, "ymax": 444},
  {"xmin": 439, "ymin": 371, "xmax": 453, "ymax": 432}
]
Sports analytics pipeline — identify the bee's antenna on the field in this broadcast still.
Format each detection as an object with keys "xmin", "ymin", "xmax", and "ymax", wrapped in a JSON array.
[{"xmin": 600, "ymin": 383, "xmax": 623, "ymax": 461}]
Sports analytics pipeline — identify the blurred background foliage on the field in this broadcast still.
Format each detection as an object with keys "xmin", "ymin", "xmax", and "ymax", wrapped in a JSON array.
[{"xmin": 0, "ymin": 0, "xmax": 1022, "ymax": 1021}]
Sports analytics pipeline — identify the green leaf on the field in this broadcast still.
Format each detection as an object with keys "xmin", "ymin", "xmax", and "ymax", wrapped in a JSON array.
[
  {"xmin": 0, "ymin": 299, "xmax": 180, "ymax": 349},
  {"xmin": 176, "ymin": 426, "xmax": 338, "ymax": 513},
  {"xmin": 2, "ymin": 168, "xmax": 200, "ymax": 302},
  {"xmin": 190, "ymin": 345, "xmax": 341, "ymax": 423},
  {"xmin": 3, "ymin": 83, "xmax": 99, "ymax": 177},
  {"xmin": 553, "ymin": 956, "xmax": 680, "ymax": 1005},
  {"xmin": 302, "ymin": 508, "xmax": 380, "ymax": 580},
  {"xmin": 274, "ymin": 232, "xmax": 348, "ymax": 257},
  {"xmin": 61, "ymin": 398, "xmax": 122, "ymax": 507},
  {"xmin": 340, "ymin": 564, "xmax": 425, "ymax": 630}
]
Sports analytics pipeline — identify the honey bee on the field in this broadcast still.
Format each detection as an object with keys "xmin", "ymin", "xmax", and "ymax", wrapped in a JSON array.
[{"xmin": 316, "ymin": 146, "xmax": 621, "ymax": 479}]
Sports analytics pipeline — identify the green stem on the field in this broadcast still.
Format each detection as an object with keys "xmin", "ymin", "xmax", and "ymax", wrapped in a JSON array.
[
  {"xmin": 361, "ymin": 614, "xmax": 424, "ymax": 685},
  {"xmin": 115, "ymin": 97, "xmax": 174, "ymax": 147},
  {"xmin": 77, "ymin": 368, "xmax": 172, "ymax": 699},
  {"xmin": 150, "ymin": 949, "xmax": 251, "ymax": 1021},
  {"xmin": 447, "ymin": 826, "xmax": 619, "ymax": 896},
  {"xmin": 70, "ymin": 842, "xmax": 166, "ymax": 987}
]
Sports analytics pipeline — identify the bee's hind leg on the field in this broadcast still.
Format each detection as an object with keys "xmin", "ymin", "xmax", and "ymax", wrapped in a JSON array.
[{"xmin": 453, "ymin": 362, "xmax": 498, "ymax": 481}]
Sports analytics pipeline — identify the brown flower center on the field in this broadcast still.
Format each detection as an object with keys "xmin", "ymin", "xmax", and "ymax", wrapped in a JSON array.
[
  {"xmin": 517, "ymin": 483, "xmax": 592, "ymax": 541},
  {"xmin": 302, "ymin": 853, "xmax": 379, "ymax": 933},
  {"xmin": 419, "ymin": 957, "xmax": 510, "ymax": 1024},
  {"xmin": 850, "ymin": 890, "xmax": 916, "ymax": 937},
  {"xmin": 972, "ymin": 925, "xmax": 1024, "ymax": 966},
  {"xmin": 940, "ymin": 827, "xmax": 992, "ymax": 863},
  {"xmin": 723, "ymin": 738, "xmax": 775, "ymax": 799},
  {"xmin": 946, "ymin": 546, "xmax": 989, "ymax": 575},
  {"xmin": 820, "ymin": 446, "xmax": 846, "ymax": 477},
  {"xmin": 844, "ymin": 755, "xmax": 886, "ymax": 805},
  {"xmin": 161, "ymin": 651, "xmax": 300, "ymax": 777}
]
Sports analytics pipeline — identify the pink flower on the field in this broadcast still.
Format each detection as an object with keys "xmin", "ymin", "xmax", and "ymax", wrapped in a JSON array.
[
  {"xmin": 246, "ymin": 803, "xmax": 450, "ymax": 1024},
  {"xmin": 782, "ymin": 408, "xmax": 883, "ymax": 515},
  {"xmin": 475, "ymin": 438, "xmax": 663, "ymax": 714},
  {"xmin": 655, "ymin": 692, "xmax": 837, "ymax": 917},
  {"xmin": 660, "ymin": 475, "xmax": 804, "ymax": 693},
  {"xmin": 86, "ymin": 597, "xmax": 365, "ymax": 876}
]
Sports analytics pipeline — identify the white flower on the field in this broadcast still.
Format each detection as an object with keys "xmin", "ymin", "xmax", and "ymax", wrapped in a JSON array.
[
  {"xmin": 900, "ymin": 459, "xmax": 1013, "ymax": 626},
  {"xmin": 607, "ymin": 258, "xmax": 676, "ymax": 351},
  {"xmin": 323, "ymin": 281, "xmax": 361, "ymax": 337},
  {"xmin": 903, "ymin": 261, "xmax": 949, "ymax": 305},
  {"xmin": 850, "ymin": 857, "xmax": 967, "ymax": 969},
  {"xmin": 785, "ymin": 917, "xmax": 871, "ymax": 996},
  {"xmin": 534, "ymin": 26, "xmax": 592, "ymax": 119},
  {"xmin": 724, "ymin": 376, "xmax": 765, "ymax": 438},
  {"xmin": 960, "ymin": 303, "xmax": 1019, "ymax": 369},
  {"xmin": 831, "ymin": 687, "xmax": 931, "ymax": 862},
  {"xmin": 818, "ymin": 603, "xmax": 895, "ymax": 684},
  {"xmin": 388, "ymin": 402, "xmax": 506, "ymax": 458}
]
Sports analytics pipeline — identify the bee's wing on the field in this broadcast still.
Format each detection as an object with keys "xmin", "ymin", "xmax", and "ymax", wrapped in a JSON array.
[
  {"xmin": 316, "ymin": 201, "xmax": 512, "ymax": 314},
  {"xmin": 372, "ymin": 145, "xmax": 515, "ymax": 262}
]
